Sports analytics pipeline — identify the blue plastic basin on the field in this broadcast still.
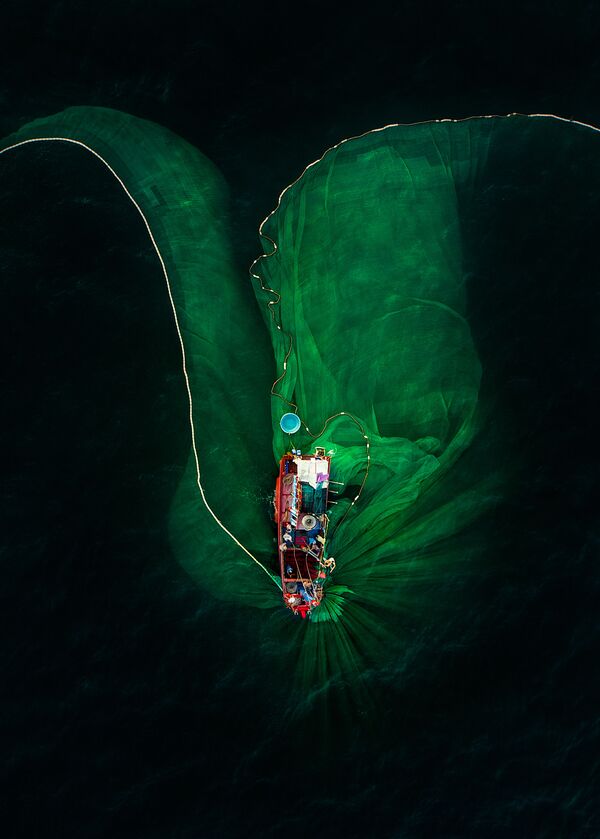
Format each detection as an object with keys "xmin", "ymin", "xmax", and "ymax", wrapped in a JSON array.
[{"xmin": 280, "ymin": 413, "xmax": 302, "ymax": 434}]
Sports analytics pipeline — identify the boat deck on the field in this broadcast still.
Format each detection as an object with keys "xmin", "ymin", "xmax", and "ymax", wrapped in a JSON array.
[{"xmin": 275, "ymin": 452, "xmax": 332, "ymax": 616}]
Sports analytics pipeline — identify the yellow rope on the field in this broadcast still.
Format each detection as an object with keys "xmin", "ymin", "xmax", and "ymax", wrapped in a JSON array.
[{"xmin": 249, "ymin": 111, "xmax": 600, "ymax": 533}]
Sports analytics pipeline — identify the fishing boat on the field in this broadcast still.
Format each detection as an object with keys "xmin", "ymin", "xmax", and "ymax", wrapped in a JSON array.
[{"xmin": 273, "ymin": 446, "xmax": 336, "ymax": 618}]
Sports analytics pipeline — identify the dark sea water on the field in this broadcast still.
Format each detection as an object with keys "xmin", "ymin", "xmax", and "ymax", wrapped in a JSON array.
[{"xmin": 1, "ymin": 3, "xmax": 600, "ymax": 837}]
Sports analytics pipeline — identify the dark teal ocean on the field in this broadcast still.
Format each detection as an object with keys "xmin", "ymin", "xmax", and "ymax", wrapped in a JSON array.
[{"xmin": 1, "ymin": 3, "xmax": 599, "ymax": 837}]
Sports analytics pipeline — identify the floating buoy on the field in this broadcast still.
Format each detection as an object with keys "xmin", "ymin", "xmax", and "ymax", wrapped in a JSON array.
[{"xmin": 280, "ymin": 412, "xmax": 301, "ymax": 434}]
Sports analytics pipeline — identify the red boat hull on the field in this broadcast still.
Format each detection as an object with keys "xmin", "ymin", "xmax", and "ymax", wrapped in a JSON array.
[{"xmin": 275, "ymin": 452, "xmax": 333, "ymax": 617}]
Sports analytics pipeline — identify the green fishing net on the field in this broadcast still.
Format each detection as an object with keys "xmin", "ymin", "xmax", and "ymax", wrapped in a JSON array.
[
  {"xmin": 257, "ymin": 122, "xmax": 492, "ymax": 573},
  {"xmin": 1, "ymin": 107, "xmax": 280, "ymax": 606},
  {"xmin": 3, "ymin": 108, "xmax": 597, "ymax": 688},
  {"xmin": 254, "ymin": 121, "xmax": 500, "ymax": 683}
]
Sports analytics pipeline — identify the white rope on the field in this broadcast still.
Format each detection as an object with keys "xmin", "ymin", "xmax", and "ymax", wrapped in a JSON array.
[
  {"xmin": 6, "ymin": 112, "xmax": 597, "ymax": 593},
  {"xmin": 0, "ymin": 135, "xmax": 281, "ymax": 591},
  {"xmin": 248, "ymin": 110, "xmax": 600, "ymax": 527}
]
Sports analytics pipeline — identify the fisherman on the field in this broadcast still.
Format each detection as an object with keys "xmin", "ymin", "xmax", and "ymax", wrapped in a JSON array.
[
  {"xmin": 305, "ymin": 521, "xmax": 321, "ymax": 542},
  {"xmin": 296, "ymin": 583, "xmax": 313, "ymax": 604}
]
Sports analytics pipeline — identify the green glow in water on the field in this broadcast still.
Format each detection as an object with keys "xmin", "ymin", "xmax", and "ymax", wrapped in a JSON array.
[{"xmin": 4, "ymin": 108, "xmax": 597, "ymax": 697}]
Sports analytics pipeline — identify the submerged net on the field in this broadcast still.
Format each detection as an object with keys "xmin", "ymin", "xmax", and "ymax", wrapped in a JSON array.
[
  {"xmin": 255, "ymin": 115, "xmax": 600, "ymax": 690},
  {"xmin": 4, "ymin": 108, "xmax": 598, "ymax": 694},
  {"xmin": 252, "ymin": 121, "xmax": 500, "ymax": 683},
  {"xmin": 1, "ymin": 106, "xmax": 281, "ymax": 607}
]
